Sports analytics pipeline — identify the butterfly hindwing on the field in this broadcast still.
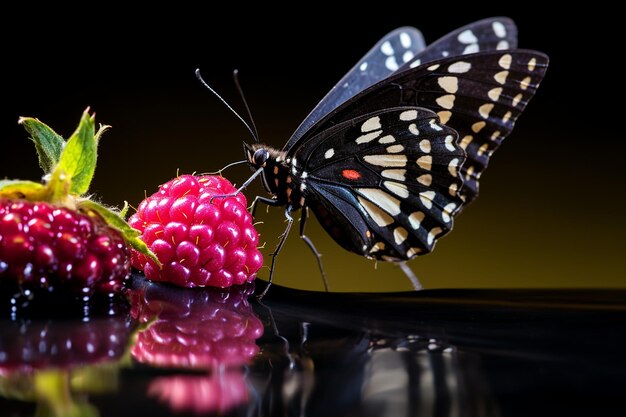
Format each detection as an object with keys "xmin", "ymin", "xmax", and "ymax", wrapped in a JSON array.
[
  {"xmin": 289, "ymin": 27, "xmax": 426, "ymax": 148},
  {"xmin": 294, "ymin": 107, "xmax": 464, "ymax": 261},
  {"xmin": 398, "ymin": 17, "xmax": 518, "ymax": 71}
]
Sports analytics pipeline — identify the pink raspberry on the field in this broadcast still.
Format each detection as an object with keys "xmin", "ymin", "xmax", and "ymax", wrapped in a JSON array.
[{"xmin": 129, "ymin": 175, "xmax": 263, "ymax": 288}]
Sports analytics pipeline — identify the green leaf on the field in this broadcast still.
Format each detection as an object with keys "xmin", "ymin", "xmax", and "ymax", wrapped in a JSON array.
[
  {"xmin": 78, "ymin": 199, "xmax": 161, "ymax": 267},
  {"xmin": 19, "ymin": 117, "xmax": 65, "ymax": 174},
  {"xmin": 0, "ymin": 180, "xmax": 47, "ymax": 200},
  {"xmin": 55, "ymin": 109, "xmax": 98, "ymax": 196},
  {"xmin": 118, "ymin": 201, "xmax": 130, "ymax": 218}
]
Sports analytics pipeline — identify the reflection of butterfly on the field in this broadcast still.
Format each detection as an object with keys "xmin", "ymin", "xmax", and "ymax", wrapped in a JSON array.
[{"xmin": 240, "ymin": 17, "xmax": 548, "ymax": 293}]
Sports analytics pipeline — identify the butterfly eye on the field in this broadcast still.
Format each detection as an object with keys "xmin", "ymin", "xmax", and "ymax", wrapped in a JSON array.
[{"xmin": 253, "ymin": 149, "xmax": 270, "ymax": 167}]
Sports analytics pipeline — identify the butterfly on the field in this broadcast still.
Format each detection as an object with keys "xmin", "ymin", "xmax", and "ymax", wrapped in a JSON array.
[{"xmin": 220, "ymin": 17, "xmax": 548, "ymax": 295}]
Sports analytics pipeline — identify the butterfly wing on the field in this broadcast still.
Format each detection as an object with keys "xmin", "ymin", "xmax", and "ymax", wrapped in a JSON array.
[
  {"xmin": 293, "ymin": 50, "xmax": 549, "ymax": 206},
  {"xmin": 398, "ymin": 17, "xmax": 518, "ymax": 71},
  {"xmin": 289, "ymin": 27, "xmax": 426, "ymax": 148},
  {"xmin": 294, "ymin": 107, "xmax": 464, "ymax": 261}
]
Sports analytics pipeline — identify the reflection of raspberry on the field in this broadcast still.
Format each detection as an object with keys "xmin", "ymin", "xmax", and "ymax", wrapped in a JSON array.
[
  {"xmin": 0, "ymin": 314, "xmax": 134, "ymax": 375},
  {"xmin": 130, "ymin": 278, "xmax": 263, "ymax": 369},
  {"xmin": 148, "ymin": 372, "xmax": 248, "ymax": 414},
  {"xmin": 129, "ymin": 175, "xmax": 263, "ymax": 288}
]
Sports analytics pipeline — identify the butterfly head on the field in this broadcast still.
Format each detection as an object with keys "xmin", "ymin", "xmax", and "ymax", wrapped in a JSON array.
[{"xmin": 244, "ymin": 142, "xmax": 270, "ymax": 169}]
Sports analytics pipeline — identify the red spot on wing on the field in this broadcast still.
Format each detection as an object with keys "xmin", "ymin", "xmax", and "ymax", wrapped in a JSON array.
[{"xmin": 342, "ymin": 169, "xmax": 362, "ymax": 180}]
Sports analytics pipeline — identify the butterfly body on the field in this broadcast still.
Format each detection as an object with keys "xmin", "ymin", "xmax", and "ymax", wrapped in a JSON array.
[{"xmin": 237, "ymin": 17, "xmax": 548, "ymax": 290}]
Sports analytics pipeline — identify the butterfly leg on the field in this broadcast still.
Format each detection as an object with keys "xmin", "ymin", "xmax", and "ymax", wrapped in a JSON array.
[
  {"xmin": 299, "ymin": 206, "xmax": 329, "ymax": 292},
  {"xmin": 398, "ymin": 261, "xmax": 423, "ymax": 290},
  {"xmin": 250, "ymin": 195, "xmax": 280, "ymax": 218},
  {"xmin": 258, "ymin": 206, "xmax": 294, "ymax": 299}
]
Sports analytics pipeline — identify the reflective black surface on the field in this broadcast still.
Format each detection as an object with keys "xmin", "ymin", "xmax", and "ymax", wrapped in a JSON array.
[{"xmin": 1, "ymin": 275, "xmax": 625, "ymax": 416}]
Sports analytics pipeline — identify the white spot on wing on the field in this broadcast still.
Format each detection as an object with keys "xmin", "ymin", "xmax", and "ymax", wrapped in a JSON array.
[
  {"xmin": 393, "ymin": 227, "xmax": 409, "ymax": 244},
  {"xmin": 436, "ymin": 95, "xmax": 455, "ymax": 110},
  {"xmin": 409, "ymin": 123, "xmax": 420, "ymax": 135},
  {"xmin": 385, "ymin": 181, "xmax": 409, "ymax": 198},
  {"xmin": 498, "ymin": 54, "xmax": 512, "ymax": 70},
  {"xmin": 463, "ymin": 44, "xmax": 479, "ymax": 54},
  {"xmin": 448, "ymin": 158, "xmax": 460, "ymax": 176},
  {"xmin": 370, "ymin": 242, "xmax": 386, "ymax": 254},
  {"xmin": 520, "ymin": 76, "xmax": 532, "ymax": 90},
  {"xmin": 442, "ymin": 203, "xmax": 457, "ymax": 223},
  {"xmin": 502, "ymin": 111, "xmax": 512, "ymax": 124},
  {"xmin": 512, "ymin": 93, "xmax": 523, "ymax": 107},
  {"xmin": 488, "ymin": 87, "xmax": 503, "ymax": 101},
  {"xmin": 460, "ymin": 135, "xmax": 473, "ymax": 150},
  {"xmin": 378, "ymin": 135, "xmax": 395, "ymax": 144},
  {"xmin": 417, "ymin": 174, "xmax": 432, "ymax": 186},
  {"xmin": 403, "ymin": 50, "xmax": 414, "ymax": 62},
  {"xmin": 364, "ymin": 154, "xmax": 407, "ymax": 167},
  {"xmin": 410, "ymin": 59, "xmax": 422, "ymax": 68},
  {"xmin": 407, "ymin": 247, "xmax": 422, "ymax": 258},
  {"xmin": 491, "ymin": 131, "xmax": 501, "ymax": 141},
  {"xmin": 472, "ymin": 121, "xmax": 486, "ymax": 133},
  {"xmin": 419, "ymin": 191, "xmax": 436, "ymax": 209},
  {"xmin": 362, "ymin": 116, "xmax": 381, "ymax": 132},
  {"xmin": 426, "ymin": 63, "xmax": 439, "ymax": 71},
  {"xmin": 448, "ymin": 61, "xmax": 471, "ymax": 74},
  {"xmin": 429, "ymin": 119, "xmax": 443, "ymax": 131},
  {"xmin": 444, "ymin": 135, "xmax": 455, "ymax": 151},
  {"xmin": 356, "ymin": 131, "xmax": 382, "ymax": 144},
  {"xmin": 449, "ymin": 183, "xmax": 458, "ymax": 196},
  {"xmin": 358, "ymin": 196, "xmax": 394, "ymax": 227},
  {"xmin": 417, "ymin": 155, "xmax": 432, "ymax": 171},
  {"xmin": 477, "ymin": 143, "xmax": 489, "ymax": 156},
  {"xmin": 385, "ymin": 56, "xmax": 399, "ymax": 71},
  {"xmin": 419, "ymin": 139, "xmax": 431, "ymax": 153},
  {"xmin": 324, "ymin": 148, "xmax": 335, "ymax": 159},
  {"xmin": 437, "ymin": 76, "xmax": 458, "ymax": 94},
  {"xmin": 386, "ymin": 144, "xmax": 404, "ymax": 153},
  {"xmin": 437, "ymin": 111, "xmax": 451, "ymax": 124},
  {"xmin": 381, "ymin": 41, "xmax": 394, "ymax": 56},
  {"xmin": 479, "ymin": 103, "xmax": 494, "ymax": 119},
  {"xmin": 409, "ymin": 211, "xmax": 425, "ymax": 229},
  {"xmin": 360, "ymin": 62, "xmax": 368, "ymax": 71},
  {"xmin": 358, "ymin": 188, "xmax": 401, "ymax": 216},
  {"xmin": 381, "ymin": 169, "xmax": 406, "ymax": 181},
  {"xmin": 458, "ymin": 30, "xmax": 478, "ymax": 44},
  {"xmin": 493, "ymin": 21, "xmax": 507, "ymax": 38},
  {"xmin": 494, "ymin": 70, "xmax": 509, "ymax": 84},
  {"xmin": 427, "ymin": 227, "xmax": 443, "ymax": 245},
  {"xmin": 400, "ymin": 110, "xmax": 418, "ymax": 121},
  {"xmin": 400, "ymin": 32, "xmax": 411, "ymax": 48},
  {"xmin": 528, "ymin": 57, "xmax": 537, "ymax": 71},
  {"xmin": 497, "ymin": 40, "xmax": 509, "ymax": 50}
]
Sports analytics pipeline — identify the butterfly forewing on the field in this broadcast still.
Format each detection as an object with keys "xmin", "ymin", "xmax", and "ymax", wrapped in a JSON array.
[
  {"xmin": 289, "ymin": 27, "xmax": 426, "ymax": 147},
  {"xmin": 294, "ymin": 107, "xmax": 464, "ymax": 261},
  {"xmin": 294, "ymin": 50, "xmax": 548, "ymax": 205},
  {"xmin": 398, "ymin": 17, "xmax": 518, "ymax": 71}
]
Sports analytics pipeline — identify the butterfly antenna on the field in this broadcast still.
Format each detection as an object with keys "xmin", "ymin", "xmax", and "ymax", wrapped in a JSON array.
[
  {"xmin": 233, "ymin": 69, "xmax": 260, "ymax": 142},
  {"xmin": 195, "ymin": 68, "xmax": 258, "ymax": 142}
]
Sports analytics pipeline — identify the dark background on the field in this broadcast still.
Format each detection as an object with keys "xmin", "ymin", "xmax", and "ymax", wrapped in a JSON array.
[{"xmin": 1, "ymin": 9, "xmax": 623, "ymax": 291}]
